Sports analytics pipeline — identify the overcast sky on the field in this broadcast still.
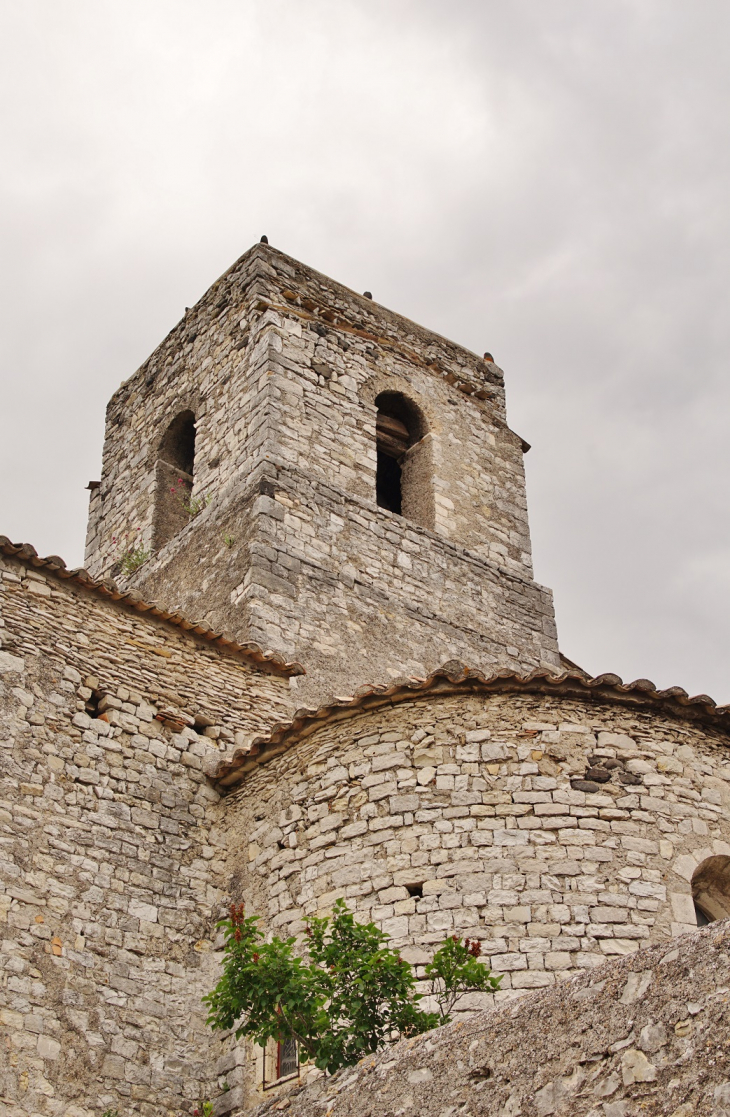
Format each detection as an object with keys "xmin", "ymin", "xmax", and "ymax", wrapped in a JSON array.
[{"xmin": 1, "ymin": 1, "xmax": 729, "ymax": 701}]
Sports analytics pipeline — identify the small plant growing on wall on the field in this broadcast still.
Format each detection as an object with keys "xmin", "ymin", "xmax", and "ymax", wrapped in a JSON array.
[
  {"xmin": 111, "ymin": 530, "xmax": 151, "ymax": 575},
  {"xmin": 424, "ymin": 935, "xmax": 498, "ymax": 1020},
  {"xmin": 204, "ymin": 900, "xmax": 500, "ymax": 1074},
  {"xmin": 171, "ymin": 477, "xmax": 212, "ymax": 518}
]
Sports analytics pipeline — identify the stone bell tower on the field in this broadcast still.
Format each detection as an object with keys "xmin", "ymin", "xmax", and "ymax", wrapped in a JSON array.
[{"xmin": 84, "ymin": 242, "xmax": 560, "ymax": 705}]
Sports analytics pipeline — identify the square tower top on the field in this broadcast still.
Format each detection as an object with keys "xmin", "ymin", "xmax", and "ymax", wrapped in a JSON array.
[{"xmin": 85, "ymin": 242, "xmax": 558, "ymax": 705}]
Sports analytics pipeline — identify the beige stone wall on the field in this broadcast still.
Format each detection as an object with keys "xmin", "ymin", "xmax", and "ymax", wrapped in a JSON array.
[
  {"xmin": 85, "ymin": 244, "xmax": 531, "ymax": 579},
  {"xmin": 84, "ymin": 243, "xmax": 559, "ymax": 706},
  {"xmin": 83, "ymin": 248, "xmax": 272, "ymax": 582},
  {"xmin": 226, "ymin": 688, "xmax": 730, "ymax": 996},
  {"xmin": 3, "ymin": 546, "xmax": 728, "ymax": 1115},
  {"xmin": 0, "ymin": 553, "xmax": 293, "ymax": 1117},
  {"xmin": 263, "ymin": 920, "xmax": 730, "ymax": 1117},
  {"xmin": 129, "ymin": 465, "xmax": 559, "ymax": 710}
]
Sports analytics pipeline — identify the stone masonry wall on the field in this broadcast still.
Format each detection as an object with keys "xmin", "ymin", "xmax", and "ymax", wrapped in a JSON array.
[
  {"xmin": 224, "ymin": 686, "xmax": 730, "ymax": 989},
  {"xmin": 207, "ymin": 680, "xmax": 730, "ymax": 1113},
  {"xmin": 265, "ymin": 920, "xmax": 730, "ymax": 1117},
  {"xmin": 84, "ymin": 244, "xmax": 559, "ymax": 706},
  {"xmin": 84, "ymin": 247, "xmax": 273, "ymax": 582},
  {"xmin": 129, "ymin": 461, "xmax": 559, "ymax": 709},
  {"xmin": 207, "ymin": 683, "xmax": 730, "ymax": 1112},
  {"xmin": 0, "ymin": 552, "xmax": 294, "ymax": 1117}
]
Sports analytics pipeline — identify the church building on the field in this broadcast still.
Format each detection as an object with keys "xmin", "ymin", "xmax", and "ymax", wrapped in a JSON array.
[{"xmin": 2, "ymin": 242, "xmax": 729, "ymax": 1116}]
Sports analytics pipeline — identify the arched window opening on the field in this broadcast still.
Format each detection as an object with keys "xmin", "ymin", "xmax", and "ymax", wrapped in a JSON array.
[
  {"xmin": 153, "ymin": 410, "xmax": 197, "ymax": 550},
  {"xmin": 691, "ymin": 855, "xmax": 730, "ymax": 926},
  {"xmin": 375, "ymin": 392, "xmax": 433, "ymax": 528},
  {"xmin": 160, "ymin": 410, "xmax": 196, "ymax": 476}
]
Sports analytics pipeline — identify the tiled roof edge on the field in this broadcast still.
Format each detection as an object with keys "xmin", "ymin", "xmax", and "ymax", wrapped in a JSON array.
[
  {"xmin": 210, "ymin": 660, "xmax": 730, "ymax": 788},
  {"xmin": 0, "ymin": 536, "xmax": 305, "ymax": 678}
]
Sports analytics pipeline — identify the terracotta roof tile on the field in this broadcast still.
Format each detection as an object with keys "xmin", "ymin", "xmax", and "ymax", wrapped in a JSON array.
[
  {"xmin": 0, "ymin": 536, "xmax": 304, "ymax": 677},
  {"xmin": 210, "ymin": 660, "xmax": 730, "ymax": 788}
]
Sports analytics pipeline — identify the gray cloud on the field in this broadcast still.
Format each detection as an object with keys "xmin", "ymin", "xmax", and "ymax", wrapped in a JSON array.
[{"xmin": 2, "ymin": 0, "xmax": 729, "ymax": 698}]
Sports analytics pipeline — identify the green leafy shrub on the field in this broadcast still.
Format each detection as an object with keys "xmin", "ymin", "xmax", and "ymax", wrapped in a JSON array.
[
  {"xmin": 425, "ymin": 934, "xmax": 501, "ymax": 1020},
  {"xmin": 204, "ymin": 900, "xmax": 500, "ymax": 1074}
]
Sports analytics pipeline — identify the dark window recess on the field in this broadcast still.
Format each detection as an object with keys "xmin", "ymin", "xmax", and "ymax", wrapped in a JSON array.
[
  {"xmin": 153, "ymin": 410, "xmax": 198, "ymax": 550},
  {"xmin": 695, "ymin": 902, "xmax": 711, "ymax": 927},
  {"xmin": 85, "ymin": 689, "xmax": 102, "ymax": 718},
  {"xmin": 376, "ymin": 451, "xmax": 403, "ymax": 514},
  {"xmin": 160, "ymin": 410, "xmax": 196, "ymax": 475},
  {"xmin": 405, "ymin": 883, "xmax": 423, "ymax": 898},
  {"xmin": 376, "ymin": 410, "xmax": 410, "ymax": 515},
  {"xmin": 375, "ymin": 393, "xmax": 424, "ymax": 517},
  {"xmin": 691, "ymin": 854, "xmax": 730, "ymax": 925},
  {"xmin": 376, "ymin": 411, "xmax": 410, "ymax": 458},
  {"xmin": 277, "ymin": 1038, "xmax": 298, "ymax": 1079}
]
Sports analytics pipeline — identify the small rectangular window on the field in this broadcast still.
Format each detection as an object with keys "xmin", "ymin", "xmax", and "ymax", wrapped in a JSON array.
[
  {"xmin": 262, "ymin": 1037, "xmax": 299, "ymax": 1089},
  {"xmin": 278, "ymin": 1037, "xmax": 298, "ymax": 1080}
]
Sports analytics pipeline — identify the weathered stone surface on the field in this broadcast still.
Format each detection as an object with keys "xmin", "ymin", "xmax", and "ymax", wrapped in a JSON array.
[
  {"xmin": 256, "ymin": 922, "xmax": 730, "ymax": 1117},
  {"xmin": 225, "ymin": 686, "xmax": 730, "ymax": 985},
  {"xmin": 206, "ymin": 677, "xmax": 730, "ymax": 1111},
  {"xmin": 84, "ymin": 242, "xmax": 560, "ymax": 707},
  {"xmin": 0, "ymin": 550, "xmax": 293, "ymax": 1116},
  {"xmin": 4, "ymin": 243, "xmax": 730, "ymax": 1115}
]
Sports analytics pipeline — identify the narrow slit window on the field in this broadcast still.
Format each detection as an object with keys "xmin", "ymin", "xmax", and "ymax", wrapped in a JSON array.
[
  {"xmin": 85, "ymin": 689, "xmax": 102, "ymax": 718},
  {"xmin": 277, "ymin": 1038, "xmax": 298, "ymax": 1080},
  {"xmin": 376, "ymin": 444, "xmax": 404, "ymax": 514},
  {"xmin": 262, "ymin": 1037, "xmax": 299, "ymax": 1088},
  {"xmin": 160, "ymin": 410, "xmax": 196, "ymax": 477},
  {"xmin": 695, "ymin": 903, "xmax": 711, "ymax": 927}
]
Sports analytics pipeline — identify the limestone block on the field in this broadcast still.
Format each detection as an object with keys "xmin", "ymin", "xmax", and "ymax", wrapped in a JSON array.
[
  {"xmin": 619, "ymin": 970, "xmax": 652, "ymax": 1004},
  {"xmin": 544, "ymin": 952, "xmax": 572, "ymax": 970},
  {"xmin": 491, "ymin": 952, "xmax": 527, "ymax": 971},
  {"xmin": 670, "ymin": 891, "xmax": 696, "ymax": 925},
  {"xmin": 601, "ymin": 939, "xmax": 640, "ymax": 955},
  {"xmin": 0, "ymin": 650, "xmax": 25, "ymax": 673},
  {"xmin": 639, "ymin": 1021, "xmax": 667, "ymax": 1053},
  {"xmin": 37, "ymin": 1035, "xmax": 61, "ymax": 1060},
  {"xmin": 621, "ymin": 1048, "xmax": 657, "ymax": 1085},
  {"xmin": 512, "ymin": 970, "xmax": 554, "ymax": 988}
]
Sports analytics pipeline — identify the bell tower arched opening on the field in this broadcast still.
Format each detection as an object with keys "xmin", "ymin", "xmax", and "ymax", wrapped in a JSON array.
[
  {"xmin": 160, "ymin": 409, "xmax": 196, "ymax": 476},
  {"xmin": 153, "ymin": 410, "xmax": 197, "ymax": 550},
  {"xmin": 375, "ymin": 392, "xmax": 433, "ymax": 528}
]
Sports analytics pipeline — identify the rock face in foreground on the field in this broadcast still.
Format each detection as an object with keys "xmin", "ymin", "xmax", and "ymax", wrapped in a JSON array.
[{"xmin": 255, "ymin": 922, "xmax": 730, "ymax": 1116}]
